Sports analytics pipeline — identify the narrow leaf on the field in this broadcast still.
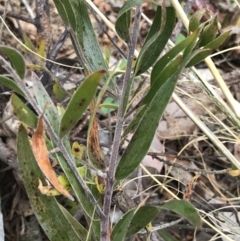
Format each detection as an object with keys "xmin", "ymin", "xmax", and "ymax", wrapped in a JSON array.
[
  {"xmin": 160, "ymin": 200, "xmax": 201, "ymax": 227},
  {"xmin": 135, "ymin": 7, "xmax": 176, "ymax": 76},
  {"xmin": 115, "ymin": 0, "xmax": 142, "ymax": 41},
  {"xmin": 126, "ymin": 206, "xmax": 159, "ymax": 237},
  {"xmin": 53, "ymin": 0, "xmax": 76, "ymax": 30},
  {"xmin": 53, "ymin": 78, "xmax": 67, "ymax": 101},
  {"xmin": 60, "ymin": 70, "xmax": 105, "ymax": 138},
  {"xmin": 60, "ymin": 206, "xmax": 88, "ymax": 241},
  {"xmin": 122, "ymin": 105, "xmax": 147, "ymax": 138},
  {"xmin": 151, "ymin": 28, "xmax": 201, "ymax": 85},
  {"xmin": 116, "ymin": 66, "xmax": 181, "ymax": 180},
  {"xmin": 11, "ymin": 93, "xmax": 38, "ymax": 128},
  {"xmin": 158, "ymin": 230, "xmax": 180, "ymax": 241},
  {"xmin": 116, "ymin": 53, "xmax": 194, "ymax": 180},
  {"xmin": 0, "ymin": 46, "xmax": 25, "ymax": 79},
  {"xmin": 69, "ymin": 0, "xmax": 107, "ymax": 72},
  {"xmin": 0, "ymin": 75, "xmax": 24, "ymax": 96},
  {"xmin": 183, "ymin": 28, "xmax": 201, "ymax": 58},
  {"xmin": 199, "ymin": 16, "xmax": 218, "ymax": 47},
  {"xmin": 146, "ymin": 56, "xmax": 182, "ymax": 104},
  {"xmin": 32, "ymin": 114, "xmax": 74, "ymax": 201},
  {"xmin": 186, "ymin": 49, "xmax": 212, "ymax": 67},
  {"xmin": 22, "ymin": 33, "xmax": 35, "ymax": 52},
  {"xmin": 204, "ymin": 30, "xmax": 231, "ymax": 49},
  {"xmin": 17, "ymin": 125, "xmax": 82, "ymax": 241},
  {"xmin": 111, "ymin": 209, "xmax": 135, "ymax": 241},
  {"xmin": 188, "ymin": 9, "xmax": 205, "ymax": 32},
  {"xmin": 33, "ymin": 76, "xmax": 60, "ymax": 134}
]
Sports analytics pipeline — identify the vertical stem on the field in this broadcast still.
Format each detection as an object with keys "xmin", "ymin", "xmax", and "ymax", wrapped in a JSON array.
[{"xmin": 100, "ymin": 5, "xmax": 142, "ymax": 241}]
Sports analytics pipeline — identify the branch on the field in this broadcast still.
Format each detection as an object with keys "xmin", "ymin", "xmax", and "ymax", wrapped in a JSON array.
[
  {"xmin": 0, "ymin": 10, "xmax": 36, "ymax": 25},
  {"xmin": 100, "ymin": 5, "xmax": 142, "ymax": 241}
]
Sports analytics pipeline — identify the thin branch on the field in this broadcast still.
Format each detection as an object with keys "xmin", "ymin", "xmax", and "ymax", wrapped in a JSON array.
[
  {"xmin": 100, "ymin": 5, "xmax": 142, "ymax": 241},
  {"xmin": 0, "ymin": 9, "xmax": 36, "ymax": 25},
  {"xmin": 148, "ymin": 151, "xmax": 230, "ymax": 175}
]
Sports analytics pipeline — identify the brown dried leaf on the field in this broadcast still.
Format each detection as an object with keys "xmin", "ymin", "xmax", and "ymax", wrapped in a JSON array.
[
  {"xmin": 89, "ymin": 99, "xmax": 105, "ymax": 167},
  {"xmin": 31, "ymin": 114, "xmax": 74, "ymax": 201},
  {"xmin": 184, "ymin": 174, "xmax": 200, "ymax": 201}
]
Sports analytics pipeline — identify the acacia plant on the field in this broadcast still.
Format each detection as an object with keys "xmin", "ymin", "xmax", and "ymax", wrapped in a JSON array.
[{"xmin": 0, "ymin": 0, "xmax": 231, "ymax": 240}]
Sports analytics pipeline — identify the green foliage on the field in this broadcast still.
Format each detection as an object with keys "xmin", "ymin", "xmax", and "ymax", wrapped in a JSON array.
[
  {"xmin": 11, "ymin": 93, "xmax": 38, "ymax": 128},
  {"xmin": 0, "ymin": 46, "xmax": 25, "ymax": 78},
  {"xmin": 0, "ymin": 75, "xmax": 25, "ymax": 96},
  {"xmin": 134, "ymin": 6, "xmax": 176, "ymax": 76},
  {"xmin": 0, "ymin": 2, "xmax": 230, "ymax": 241},
  {"xmin": 112, "ymin": 200, "xmax": 201, "ymax": 240},
  {"xmin": 115, "ymin": 0, "xmax": 142, "ymax": 41},
  {"xmin": 17, "ymin": 125, "xmax": 88, "ymax": 241},
  {"xmin": 188, "ymin": 9, "xmax": 205, "ymax": 32},
  {"xmin": 59, "ymin": 70, "xmax": 105, "ymax": 138}
]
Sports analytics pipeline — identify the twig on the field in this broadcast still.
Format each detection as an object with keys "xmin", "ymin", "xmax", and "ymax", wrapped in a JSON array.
[
  {"xmin": 148, "ymin": 151, "xmax": 230, "ymax": 175},
  {"xmin": 100, "ymin": 5, "xmax": 142, "ymax": 241},
  {"xmin": 0, "ymin": 9, "xmax": 35, "ymax": 24}
]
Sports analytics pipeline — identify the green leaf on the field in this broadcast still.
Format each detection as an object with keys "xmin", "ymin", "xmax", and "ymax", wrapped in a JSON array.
[
  {"xmin": 160, "ymin": 200, "xmax": 201, "ymax": 227},
  {"xmin": 32, "ymin": 77, "xmax": 60, "ymax": 134},
  {"xmin": 53, "ymin": 79, "xmax": 67, "ymax": 101},
  {"xmin": 0, "ymin": 46, "xmax": 25, "ymax": 79},
  {"xmin": 23, "ymin": 33, "xmax": 35, "ymax": 52},
  {"xmin": 11, "ymin": 93, "xmax": 38, "ymax": 128},
  {"xmin": 146, "ymin": 56, "xmax": 182, "ymax": 104},
  {"xmin": 17, "ymin": 125, "xmax": 84, "ymax": 241},
  {"xmin": 60, "ymin": 70, "xmax": 105, "ymax": 138},
  {"xmin": 158, "ymin": 230, "xmax": 180, "ymax": 241},
  {"xmin": 68, "ymin": 0, "xmax": 107, "ymax": 72},
  {"xmin": 116, "ymin": 57, "xmax": 183, "ymax": 180},
  {"xmin": 204, "ymin": 30, "xmax": 231, "ymax": 49},
  {"xmin": 0, "ymin": 75, "xmax": 24, "ymax": 96},
  {"xmin": 126, "ymin": 206, "xmax": 159, "ymax": 237},
  {"xmin": 60, "ymin": 206, "xmax": 88, "ymax": 241},
  {"xmin": 115, "ymin": 0, "xmax": 142, "ymax": 41},
  {"xmin": 122, "ymin": 105, "xmax": 147, "ymax": 138},
  {"xmin": 186, "ymin": 49, "xmax": 212, "ymax": 67},
  {"xmin": 151, "ymin": 28, "xmax": 201, "ymax": 85},
  {"xmin": 199, "ymin": 16, "xmax": 218, "ymax": 47},
  {"xmin": 116, "ymin": 48, "xmax": 199, "ymax": 180},
  {"xmin": 53, "ymin": 0, "xmax": 76, "ymax": 30},
  {"xmin": 100, "ymin": 97, "xmax": 118, "ymax": 115},
  {"xmin": 188, "ymin": 9, "xmax": 205, "ymax": 32},
  {"xmin": 183, "ymin": 28, "xmax": 201, "ymax": 59},
  {"xmin": 135, "ymin": 6, "xmax": 176, "ymax": 76},
  {"xmin": 111, "ymin": 209, "xmax": 135, "ymax": 241}
]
